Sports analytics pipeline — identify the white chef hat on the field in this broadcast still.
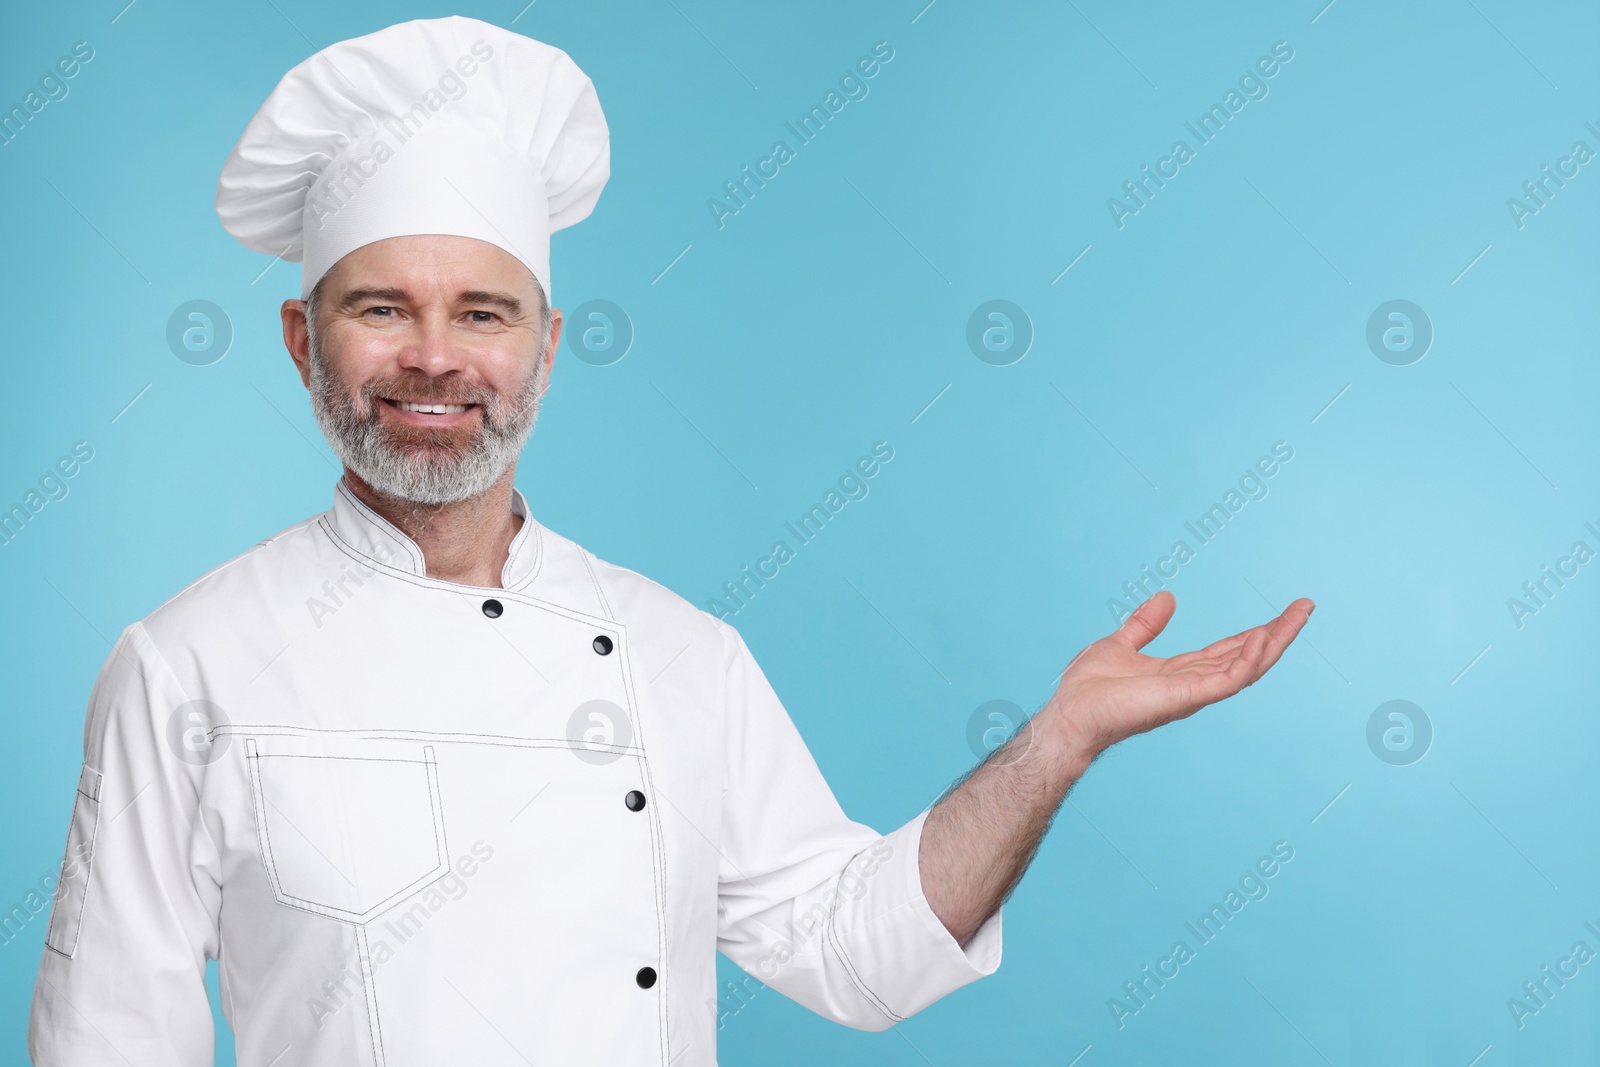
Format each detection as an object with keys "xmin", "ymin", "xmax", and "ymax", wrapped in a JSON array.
[{"xmin": 215, "ymin": 15, "xmax": 608, "ymax": 302}]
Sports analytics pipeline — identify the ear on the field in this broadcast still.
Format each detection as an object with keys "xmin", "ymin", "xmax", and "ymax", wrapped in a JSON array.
[
  {"xmin": 541, "ymin": 307, "xmax": 563, "ymax": 394},
  {"xmin": 281, "ymin": 299, "xmax": 313, "ymax": 389}
]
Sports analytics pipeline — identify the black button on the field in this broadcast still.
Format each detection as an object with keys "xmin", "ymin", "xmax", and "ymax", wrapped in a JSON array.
[
  {"xmin": 481, "ymin": 599, "xmax": 503, "ymax": 619},
  {"xmin": 636, "ymin": 966, "xmax": 657, "ymax": 989},
  {"xmin": 625, "ymin": 790, "xmax": 646, "ymax": 812},
  {"xmin": 593, "ymin": 635, "xmax": 614, "ymax": 655}
]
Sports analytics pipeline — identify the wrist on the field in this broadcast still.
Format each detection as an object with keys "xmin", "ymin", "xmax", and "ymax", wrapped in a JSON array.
[{"xmin": 1033, "ymin": 697, "xmax": 1099, "ymax": 783}]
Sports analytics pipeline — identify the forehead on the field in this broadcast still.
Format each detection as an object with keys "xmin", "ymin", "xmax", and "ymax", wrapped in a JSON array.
[{"xmin": 323, "ymin": 234, "xmax": 535, "ymax": 296}]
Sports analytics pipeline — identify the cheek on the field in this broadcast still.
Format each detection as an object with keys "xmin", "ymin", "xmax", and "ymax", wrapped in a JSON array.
[
  {"xmin": 325, "ymin": 335, "xmax": 403, "ymax": 391},
  {"xmin": 478, "ymin": 342, "xmax": 546, "ymax": 394},
  {"xmin": 316, "ymin": 364, "xmax": 387, "ymax": 423}
]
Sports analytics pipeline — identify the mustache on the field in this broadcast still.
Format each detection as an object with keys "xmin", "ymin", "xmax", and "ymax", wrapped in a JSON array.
[
  {"xmin": 362, "ymin": 373, "xmax": 496, "ymax": 408},
  {"xmin": 351, "ymin": 372, "xmax": 543, "ymax": 435}
]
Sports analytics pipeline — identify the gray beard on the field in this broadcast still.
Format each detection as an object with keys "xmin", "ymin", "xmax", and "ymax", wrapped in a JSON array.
[{"xmin": 308, "ymin": 342, "xmax": 545, "ymax": 506}]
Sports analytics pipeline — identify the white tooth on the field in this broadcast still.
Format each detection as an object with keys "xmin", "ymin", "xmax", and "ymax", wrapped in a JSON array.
[{"xmin": 396, "ymin": 401, "xmax": 468, "ymax": 414}]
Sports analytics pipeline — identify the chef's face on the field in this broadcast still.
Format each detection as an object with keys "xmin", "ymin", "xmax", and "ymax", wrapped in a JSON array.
[{"xmin": 282, "ymin": 234, "xmax": 563, "ymax": 506}]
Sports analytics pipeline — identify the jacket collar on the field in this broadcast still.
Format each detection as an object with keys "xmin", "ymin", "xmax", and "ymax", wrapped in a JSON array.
[{"xmin": 326, "ymin": 476, "xmax": 543, "ymax": 590}]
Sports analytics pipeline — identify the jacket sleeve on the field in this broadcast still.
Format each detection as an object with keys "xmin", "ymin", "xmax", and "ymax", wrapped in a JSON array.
[
  {"xmin": 29, "ymin": 622, "xmax": 222, "ymax": 1066},
  {"xmin": 711, "ymin": 617, "xmax": 1001, "ymax": 1031}
]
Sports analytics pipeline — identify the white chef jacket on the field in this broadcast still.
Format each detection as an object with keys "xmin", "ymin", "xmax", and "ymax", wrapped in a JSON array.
[{"xmin": 29, "ymin": 478, "xmax": 1001, "ymax": 1066}]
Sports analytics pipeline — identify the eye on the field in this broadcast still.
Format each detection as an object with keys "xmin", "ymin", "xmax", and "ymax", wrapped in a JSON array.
[
  {"xmin": 466, "ymin": 310, "xmax": 499, "ymax": 324},
  {"xmin": 363, "ymin": 306, "xmax": 398, "ymax": 319}
]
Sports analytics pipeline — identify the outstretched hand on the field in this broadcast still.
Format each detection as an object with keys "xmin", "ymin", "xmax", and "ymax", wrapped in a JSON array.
[
  {"xmin": 921, "ymin": 588, "xmax": 1314, "ymax": 946},
  {"xmin": 1042, "ymin": 590, "xmax": 1315, "ymax": 765}
]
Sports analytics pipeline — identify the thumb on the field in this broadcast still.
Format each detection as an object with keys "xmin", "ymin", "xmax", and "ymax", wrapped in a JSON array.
[{"xmin": 1115, "ymin": 590, "xmax": 1176, "ymax": 651}]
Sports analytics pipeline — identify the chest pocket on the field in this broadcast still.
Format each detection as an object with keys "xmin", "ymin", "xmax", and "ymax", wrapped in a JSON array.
[{"xmin": 245, "ymin": 736, "xmax": 449, "ymax": 924}]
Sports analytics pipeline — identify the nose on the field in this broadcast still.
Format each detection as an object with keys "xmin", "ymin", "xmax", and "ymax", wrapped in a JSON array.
[{"xmin": 396, "ymin": 311, "xmax": 469, "ymax": 379}]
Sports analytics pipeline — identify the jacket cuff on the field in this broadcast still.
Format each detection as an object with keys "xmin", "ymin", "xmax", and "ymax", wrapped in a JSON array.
[{"xmin": 829, "ymin": 807, "xmax": 1003, "ymax": 1024}]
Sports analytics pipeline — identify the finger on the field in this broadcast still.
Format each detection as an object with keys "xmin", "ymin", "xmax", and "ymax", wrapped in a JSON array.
[
  {"xmin": 1113, "ymin": 590, "xmax": 1176, "ymax": 651},
  {"xmin": 1219, "ymin": 624, "xmax": 1272, "ymax": 692},
  {"xmin": 1169, "ymin": 597, "xmax": 1314, "ymax": 675},
  {"xmin": 1172, "ymin": 599, "xmax": 1313, "ymax": 706},
  {"xmin": 1177, "ymin": 627, "xmax": 1269, "ymax": 708},
  {"xmin": 1165, "ymin": 630, "xmax": 1252, "ymax": 672},
  {"xmin": 1195, "ymin": 629, "xmax": 1252, "ymax": 660},
  {"xmin": 1244, "ymin": 598, "xmax": 1315, "ymax": 684},
  {"xmin": 1166, "ymin": 615, "xmax": 1278, "ymax": 671}
]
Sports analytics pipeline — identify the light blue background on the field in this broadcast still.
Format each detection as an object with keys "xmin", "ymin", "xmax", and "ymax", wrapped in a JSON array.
[{"xmin": 2, "ymin": 1, "xmax": 1597, "ymax": 1064}]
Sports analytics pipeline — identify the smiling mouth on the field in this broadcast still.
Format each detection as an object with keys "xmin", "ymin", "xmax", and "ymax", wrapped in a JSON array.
[{"xmin": 381, "ymin": 398, "xmax": 478, "ymax": 415}]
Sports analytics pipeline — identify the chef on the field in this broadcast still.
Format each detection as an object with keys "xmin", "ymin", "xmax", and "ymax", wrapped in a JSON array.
[{"xmin": 28, "ymin": 15, "xmax": 1313, "ymax": 1067}]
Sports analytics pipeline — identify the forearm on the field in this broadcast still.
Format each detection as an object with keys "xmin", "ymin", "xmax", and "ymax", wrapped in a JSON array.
[{"xmin": 918, "ymin": 705, "xmax": 1094, "ymax": 946}]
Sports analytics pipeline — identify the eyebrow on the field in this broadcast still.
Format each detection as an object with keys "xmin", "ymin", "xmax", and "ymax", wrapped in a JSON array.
[
  {"xmin": 457, "ymin": 290, "xmax": 525, "ymax": 317},
  {"xmin": 338, "ymin": 287, "xmax": 525, "ymax": 318}
]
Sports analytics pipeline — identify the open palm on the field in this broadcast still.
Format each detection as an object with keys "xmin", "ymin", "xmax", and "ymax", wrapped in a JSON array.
[{"xmin": 1048, "ymin": 590, "xmax": 1315, "ymax": 759}]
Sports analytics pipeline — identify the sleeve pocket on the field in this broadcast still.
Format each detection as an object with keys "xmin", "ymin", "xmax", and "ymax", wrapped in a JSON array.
[{"xmin": 45, "ymin": 763, "xmax": 103, "ymax": 958}]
